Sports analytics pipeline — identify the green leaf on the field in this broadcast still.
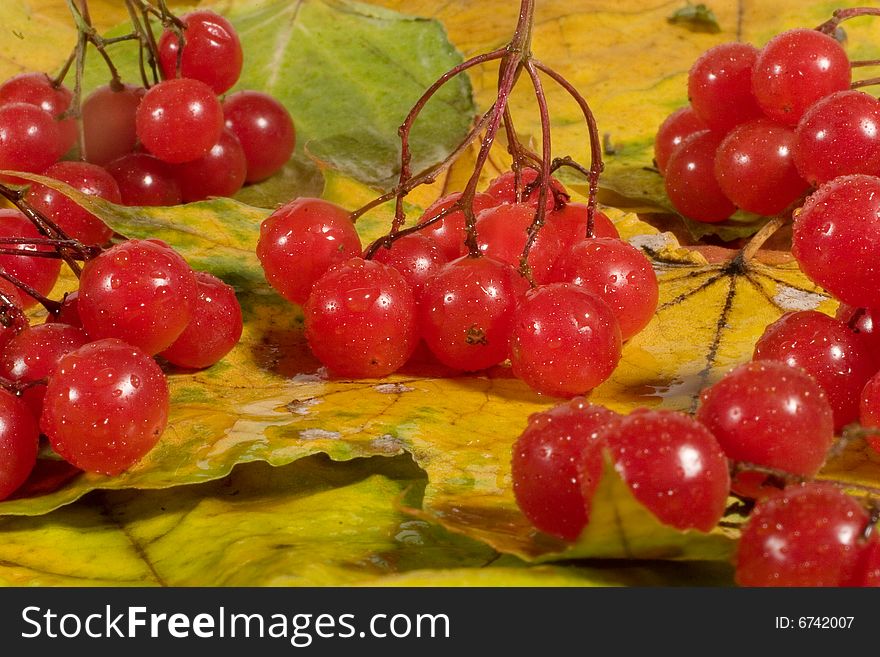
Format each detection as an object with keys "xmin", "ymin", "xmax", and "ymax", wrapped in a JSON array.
[{"xmin": 0, "ymin": 454, "xmax": 736, "ymax": 586}]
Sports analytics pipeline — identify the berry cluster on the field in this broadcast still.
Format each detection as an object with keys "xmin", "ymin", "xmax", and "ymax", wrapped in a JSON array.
[
  {"xmin": 0, "ymin": 203, "xmax": 243, "ymax": 501},
  {"xmin": 0, "ymin": 8, "xmax": 295, "ymax": 238},
  {"xmin": 512, "ymin": 373, "xmax": 879, "ymax": 586},
  {"xmin": 257, "ymin": 167, "xmax": 659, "ymax": 398},
  {"xmin": 654, "ymin": 26, "xmax": 876, "ymax": 223}
]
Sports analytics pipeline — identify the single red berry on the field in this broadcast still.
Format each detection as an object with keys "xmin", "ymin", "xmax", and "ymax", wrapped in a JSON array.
[
  {"xmin": 601, "ymin": 409, "xmax": 731, "ymax": 532},
  {"xmin": 223, "ymin": 91, "xmax": 296, "ymax": 183},
  {"xmin": 160, "ymin": 271, "xmax": 243, "ymax": 369},
  {"xmin": 304, "ymin": 258, "xmax": 418, "ymax": 378},
  {"xmin": 40, "ymin": 338, "xmax": 170, "ymax": 475},
  {"xmin": 25, "ymin": 160, "xmax": 120, "ymax": 245},
  {"xmin": 752, "ymin": 28, "xmax": 851, "ymax": 126},
  {"xmin": 419, "ymin": 255, "xmax": 524, "ymax": 371},
  {"xmin": 697, "ymin": 360, "xmax": 835, "ymax": 484},
  {"xmin": 735, "ymin": 483, "xmax": 871, "ymax": 586},
  {"xmin": 135, "ymin": 78, "xmax": 224, "ymax": 164},
  {"xmin": 512, "ymin": 399, "xmax": 619, "ymax": 541},
  {"xmin": 256, "ymin": 197, "xmax": 362, "ymax": 305},
  {"xmin": 158, "ymin": 10, "xmax": 244, "ymax": 95},
  {"xmin": 78, "ymin": 239, "xmax": 198, "ymax": 355},
  {"xmin": 0, "ymin": 389, "xmax": 39, "ymax": 500},
  {"xmin": 511, "ymin": 283, "xmax": 622, "ymax": 397}
]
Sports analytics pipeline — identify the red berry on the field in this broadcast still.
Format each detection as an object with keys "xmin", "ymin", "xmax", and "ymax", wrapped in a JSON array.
[
  {"xmin": 543, "ymin": 203, "xmax": 620, "ymax": 250},
  {"xmin": 172, "ymin": 128, "xmax": 247, "ymax": 202},
  {"xmin": 0, "ymin": 102, "xmax": 65, "ymax": 178},
  {"xmin": 792, "ymin": 175, "xmax": 880, "ymax": 309},
  {"xmin": 550, "ymin": 237, "xmax": 658, "ymax": 341},
  {"xmin": 735, "ymin": 483, "xmax": 870, "ymax": 586},
  {"xmin": 754, "ymin": 310, "xmax": 877, "ymax": 430},
  {"xmin": 752, "ymin": 29, "xmax": 851, "ymax": 126},
  {"xmin": 512, "ymin": 400, "xmax": 619, "ymax": 541},
  {"xmin": 696, "ymin": 360, "xmax": 834, "ymax": 480},
  {"xmin": 81, "ymin": 84, "xmax": 144, "ymax": 166},
  {"xmin": 223, "ymin": 91, "xmax": 296, "ymax": 183},
  {"xmin": 417, "ymin": 192, "xmax": 495, "ymax": 260},
  {"xmin": 369, "ymin": 234, "xmax": 447, "ymax": 300},
  {"xmin": 688, "ymin": 42, "xmax": 762, "ymax": 133},
  {"xmin": 795, "ymin": 90, "xmax": 880, "ymax": 187},
  {"xmin": 654, "ymin": 106, "xmax": 707, "ymax": 174},
  {"xmin": 601, "ymin": 409, "xmax": 730, "ymax": 532},
  {"xmin": 468, "ymin": 203, "xmax": 561, "ymax": 283},
  {"xmin": 135, "ymin": 78, "xmax": 224, "ymax": 164},
  {"xmin": 160, "ymin": 271, "xmax": 243, "ymax": 369},
  {"xmin": 419, "ymin": 256, "xmax": 523, "ymax": 371},
  {"xmin": 106, "ymin": 153, "xmax": 182, "ymax": 207},
  {"xmin": 858, "ymin": 371, "xmax": 880, "ymax": 454},
  {"xmin": 510, "ymin": 283, "xmax": 622, "ymax": 397},
  {"xmin": 40, "ymin": 339, "xmax": 169, "ymax": 475},
  {"xmin": 25, "ymin": 160, "xmax": 120, "ymax": 245},
  {"xmin": 484, "ymin": 169, "xmax": 568, "ymax": 210},
  {"xmin": 0, "ymin": 72, "xmax": 76, "ymax": 154},
  {"xmin": 664, "ymin": 130, "xmax": 735, "ymax": 223},
  {"xmin": 158, "ymin": 10, "xmax": 243, "ymax": 95},
  {"xmin": 304, "ymin": 258, "xmax": 418, "ymax": 378},
  {"xmin": 256, "ymin": 197, "xmax": 362, "ymax": 305},
  {"xmin": 0, "ymin": 323, "xmax": 89, "ymax": 418},
  {"xmin": 78, "ymin": 239, "xmax": 198, "ymax": 355},
  {"xmin": 714, "ymin": 118, "xmax": 808, "ymax": 216},
  {"xmin": 0, "ymin": 208, "xmax": 62, "ymax": 308},
  {"xmin": 0, "ymin": 389, "xmax": 39, "ymax": 500}
]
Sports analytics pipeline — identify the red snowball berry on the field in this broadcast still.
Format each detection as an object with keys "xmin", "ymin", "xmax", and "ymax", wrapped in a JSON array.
[
  {"xmin": 223, "ymin": 91, "xmax": 296, "ymax": 183},
  {"xmin": 550, "ymin": 237, "xmax": 658, "ymax": 341},
  {"xmin": 304, "ymin": 258, "xmax": 418, "ymax": 378},
  {"xmin": 697, "ymin": 360, "xmax": 834, "ymax": 485},
  {"xmin": 78, "ymin": 239, "xmax": 198, "ymax": 355},
  {"xmin": 654, "ymin": 106, "xmax": 707, "ymax": 174},
  {"xmin": 735, "ymin": 483, "xmax": 871, "ymax": 586},
  {"xmin": 543, "ymin": 203, "xmax": 619, "ymax": 251},
  {"xmin": 664, "ymin": 130, "xmax": 736, "ymax": 223},
  {"xmin": 106, "ymin": 153, "xmax": 182, "ymax": 207},
  {"xmin": 714, "ymin": 118, "xmax": 808, "ymax": 216},
  {"xmin": 754, "ymin": 310, "xmax": 878, "ymax": 431},
  {"xmin": 160, "ymin": 272, "xmax": 243, "ymax": 369},
  {"xmin": 512, "ymin": 400, "xmax": 619, "ymax": 541},
  {"xmin": 0, "ymin": 323, "xmax": 90, "ymax": 419},
  {"xmin": 793, "ymin": 175, "xmax": 880, "ymax": 310},
  {"xmin": 510, "ymin": 283, "xmax": 622, "ymax": 397},
  {"xmin": 858, "ymin": 371, "xmax": 880, "ymax": 454},
  {"xmin": 752, "ymin": 29, "xmax": 851, "ymax": 126},
  {"xmin": 25, "ymin": 160, "xmax": 120, "ymax": 245},
  {"xmin": 0, "ymin": 208, "xmax": 62, "ymax": 309},
  {"xmin": 0, "ymin": 389, "xmax": 39, "ymax": 500},
  {"xmin": 419, "ymin": 256, "xmax": 524, "ymax": 371},
  {"xmin": 172, "ymin": 128, "xmax": 247, "ymax": 202},
  {"xmin": 688, "ymin": 42, "xmax": 762, "ymax": 133},
  {"xmin": 600, "ymin": 409, "xmax": 730, "ymax": 532},
  {"xmin": 416, "ymin": 192, "xmax": 495, "ymax": 260},
  {"xmin": 135, "ymin": 78, "xmax": 224, "ymax": 164},
  {"xmin": 81, "ymin": 83, "xmax": 144, "ymax": 166},
  {"xmin": 0, "ymin": 72, "xmax": 76, "ymax": 153},
  {"xmin": 468, "ymin": 203, "xmax": 561, "ymax": 283},
  {"xmin": 795, "ymin": 90, "xmax": 880, "ymax": 187},
  {"xmin": 369, "ymin": 234, "xmax": 447, "ymax": 300},
  {"xmin": 158, "ymin": 10, "xmax": 243, "ymax": 95},
  {"xmin": 0, "ymin": 102, "xmax": 65, "ymax": 178},
  {"xmin": 484, "ymin": 169, "xmax": 569, "ymax": 210},
  {"xmin": 256, "ymin": 197, "xmax": 362, "ymax": 305},
  {"xmin": 40, "ymin": 339, "xmax": 170, "ymax": 476}
]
